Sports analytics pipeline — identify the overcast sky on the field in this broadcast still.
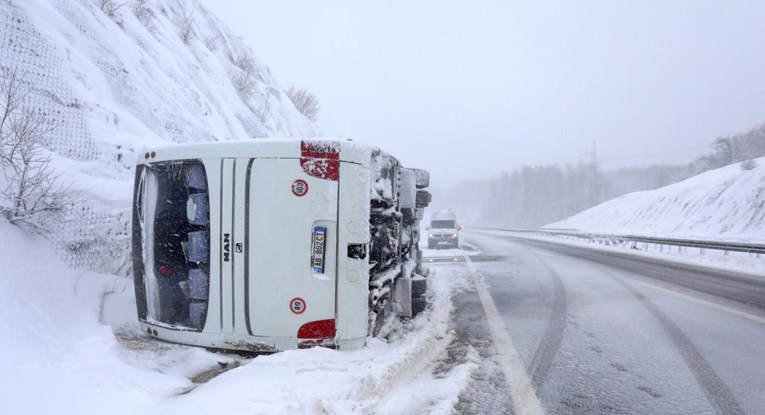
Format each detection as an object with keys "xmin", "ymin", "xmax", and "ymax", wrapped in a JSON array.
[{"xmin": 200, "ymin": 0, "xmax": 765, "ymax": 187}]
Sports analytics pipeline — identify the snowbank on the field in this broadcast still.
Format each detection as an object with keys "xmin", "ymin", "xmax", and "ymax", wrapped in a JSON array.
[
  {"xmin": 0, "ymin": 223, "xmax": 184, "ymax": 414},
  {"xmin": 548, "ymin": 157, "xmax": 765, "ymax": 243}
]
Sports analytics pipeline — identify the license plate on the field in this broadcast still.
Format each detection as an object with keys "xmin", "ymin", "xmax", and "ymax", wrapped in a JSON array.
[{"xmin": 312, "ymin": 226, "xmax": 327, "ymax": 273}]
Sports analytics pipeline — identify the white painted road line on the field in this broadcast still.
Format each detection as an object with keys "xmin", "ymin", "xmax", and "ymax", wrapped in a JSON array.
[
  {"xmin": 464, "ymin": 256, "xmax": 546, "ymax": 415},
  {"xmin": 634, "ymin": 280, "xmax": 765, "ymax": 325}
]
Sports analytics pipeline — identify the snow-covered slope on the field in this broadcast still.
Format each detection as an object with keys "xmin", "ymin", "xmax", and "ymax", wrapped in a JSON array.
[
  {"xmin": 547, "ymin": 158, "xmax": 765, "ymax": 243},
  {"xmin": 1, "ymin": 0, "xmax": 315, "ymax": 273}
]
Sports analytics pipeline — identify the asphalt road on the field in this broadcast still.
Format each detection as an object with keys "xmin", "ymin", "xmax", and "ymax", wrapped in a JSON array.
[{"xmin": 440, "ymin": 230, "xmax": 765, "ymax": 415}]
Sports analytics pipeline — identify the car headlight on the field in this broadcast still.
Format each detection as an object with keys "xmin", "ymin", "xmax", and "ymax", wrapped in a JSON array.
[
  {"xmin": 451, "ymin": 233, "xmax": 458, "ymax": 238},
  {"xmin": 428, "ymin": 233, "xmax": 434, "ymax": 238}
]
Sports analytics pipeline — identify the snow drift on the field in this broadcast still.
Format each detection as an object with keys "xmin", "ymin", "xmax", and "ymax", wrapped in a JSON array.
[{"xmin": 547, "ymin": 158, "xmax": 765, "ymax": 243}]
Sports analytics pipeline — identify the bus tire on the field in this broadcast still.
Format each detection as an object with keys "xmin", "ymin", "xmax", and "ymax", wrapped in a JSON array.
[
  {"xmin": 411, "ymin": 296, "xmax": 427, "ymax": 317},
  {"xmin": 412, "ymin": 277, "xmax": 427, "ymax": 298}
]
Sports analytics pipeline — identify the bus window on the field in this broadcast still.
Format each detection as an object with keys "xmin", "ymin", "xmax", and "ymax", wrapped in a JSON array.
[{"xmin": 136, "ymin": 161, "xmax": 210, "ymax": 330}]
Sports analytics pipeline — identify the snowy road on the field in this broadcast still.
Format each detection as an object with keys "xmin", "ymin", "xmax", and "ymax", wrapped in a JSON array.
[{"xmin": 444, "ymin": 230, "xmax": 765, "ymax": 415}]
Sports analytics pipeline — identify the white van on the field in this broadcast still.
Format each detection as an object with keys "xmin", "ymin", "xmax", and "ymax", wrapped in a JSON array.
[
  {"xmin": 427, "ymin": 210, "xmax": 460, "ymax": 248},
  {"xmin": 132, "ymin": 139, "xmax": 430, "ymax": 352}
]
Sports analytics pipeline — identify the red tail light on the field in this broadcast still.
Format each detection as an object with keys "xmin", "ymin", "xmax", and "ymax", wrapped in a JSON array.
[
  {"xmin": 297, "ymin": 319, "xmax": 337, "ymax": 349},
  {"xmin": 300, "ymin": 141, "xmax": 340, "ymax": 181}
]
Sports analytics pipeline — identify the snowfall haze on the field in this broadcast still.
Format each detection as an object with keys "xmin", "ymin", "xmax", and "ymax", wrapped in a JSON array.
[
  {"xmin": 202, "ymin": 0, "xmax": 765, "ymax": 186},
  {"xmin": 2, "ymin": 1, "xmax": 765, "ymax": 414}
]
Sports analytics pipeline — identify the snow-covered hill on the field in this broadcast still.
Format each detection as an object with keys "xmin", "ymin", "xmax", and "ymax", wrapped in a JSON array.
[
  {"xmin": 547, "ymin": 158, "xmax": 765, "ymax": 243},
  {"xmin": 1, "ymin": 0, "xmax": 315, "ymax": 273}
]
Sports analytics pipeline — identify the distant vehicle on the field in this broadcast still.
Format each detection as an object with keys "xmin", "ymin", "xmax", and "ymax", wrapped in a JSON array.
[
  {"xmin": 131, "ymin": 139, "xmax": 431, "ymax": 352},
  {"xmin": 427, "ymin": 210, "xmax": 460, "ymax": 248}
]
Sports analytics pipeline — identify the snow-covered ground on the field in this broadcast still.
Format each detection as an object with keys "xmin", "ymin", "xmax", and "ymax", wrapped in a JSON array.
[
  {"xmin": 548, "ymin": 157, "xmax": 765, "ymax": 244},
  {"xmin": 0, "ymin": 222, "xmax": 477, "ymax": 414}
]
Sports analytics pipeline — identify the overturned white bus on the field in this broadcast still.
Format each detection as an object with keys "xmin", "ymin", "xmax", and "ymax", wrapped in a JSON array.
[{"xmin": 131, "ymin": 139, "xmax": 431, "ymax": 352}]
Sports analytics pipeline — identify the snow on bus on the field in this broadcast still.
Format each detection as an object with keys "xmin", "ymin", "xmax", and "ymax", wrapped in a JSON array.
[{"xmin": 131, "ymin": 139, "xmax": 431, "ymax": 352}]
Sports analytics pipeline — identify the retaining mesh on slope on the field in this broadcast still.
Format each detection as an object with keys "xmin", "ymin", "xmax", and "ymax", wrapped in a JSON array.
[
  {"xmin": 0, "ymin": 2, "xmax": 130, "ymax": 274},
  {"xmin": 1, "ymin": 0, "xmax": 316, "ymax": 275},
  {"xmin": 0, "ymin": 4, "xmax": 97, "ymax": 162}
]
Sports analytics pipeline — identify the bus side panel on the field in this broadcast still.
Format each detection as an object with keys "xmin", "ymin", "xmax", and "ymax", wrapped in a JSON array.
[
  {"xmin": 220, "ymin": 159, "xmax": 235, "ymax": 335},
  {"xmin": 232, "ymin": 159, "xmax": 250, "ymax": 336},
  {"xmin": 218, "ymin": 158, "xmax": 252, "ymax": 336},
  {"xmin": 203, "ymin": 159, "xmax": 223, "ymax": 334},
  {"xmin": 247, "ymin": 158, "xmax": 338, "ymax": 342},
  {"xmin": 335, "ymin": 161, "xmax": 371, "ymax": 350}
]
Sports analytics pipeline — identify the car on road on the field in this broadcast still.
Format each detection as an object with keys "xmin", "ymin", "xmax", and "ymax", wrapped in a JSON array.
[{"xmin": 427, "ymin": 210, "xmax": 460, "ymax": 249}]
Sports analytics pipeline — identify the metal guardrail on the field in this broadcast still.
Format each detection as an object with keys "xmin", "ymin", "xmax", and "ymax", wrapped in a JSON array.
[{"xmin": 482, "ymin": 228, "xmax": 765, "ymax": 258}]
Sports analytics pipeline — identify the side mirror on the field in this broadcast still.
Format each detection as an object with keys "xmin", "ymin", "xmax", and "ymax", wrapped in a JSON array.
[
  {"xmin": 425, "ymin": 226, "xmax": 430, "ymax": 230},
  {"xmin": 458, "ymin": 225, "xmax": 463, "ymax": 231}
]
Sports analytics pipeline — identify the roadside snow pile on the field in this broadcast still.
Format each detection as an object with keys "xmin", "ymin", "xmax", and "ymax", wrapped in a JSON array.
[
  {"xmin": 0, "ymin": 0, "xmax": 315, "ymax": 274},
  {"xmin": 0, "ymin": 222, "xmax": 476, "ymax": 414},
  {"xmin": 0, "ymin": 223, "xmax": 194, "ymax": 414},
  {"xmin": 548, "ymin": 157, "xmax": 765, "ymax": 243}
]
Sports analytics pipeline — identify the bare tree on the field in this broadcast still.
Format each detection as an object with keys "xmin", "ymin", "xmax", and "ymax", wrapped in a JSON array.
[
  {"xmin": 100, "ymin": 0, "xmax": 123, "ymax": 19},
  {"xmin": 0, "ymin": 69, "xmax": 70, "ymax": 231},
  {"xmin": 741, "ymin": 159, "xmax": 758, "ymax": 171},
  {"xmin": 258, "ymin": 92, "xmax": 272, "ymax": 123},
  {"xmin": 178, "ymin": 3, "xmax": 195, "ymax": 44},
  {"xmin": 692, "ymin": 123, "xmax": 765, "ymax": 174},
  {"xmin": 285, "ymin": 85, "xmax": 319, "ymax": 122},
  {"xmin": 230, "ymin": 56, "xmax": 259, "ymax": 99},
  {"xmin": 133, "ymin": 0, "xmax": 155, "ymax": 28},
  {"xmin": 204, "ymin": 35, "xmax": 219, "ymax": 52}
]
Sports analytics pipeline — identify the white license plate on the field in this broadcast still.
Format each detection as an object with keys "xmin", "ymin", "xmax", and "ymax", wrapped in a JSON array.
[{"xmin": 312, "ymin": 226, "xmax": 327, "ymax": 273}]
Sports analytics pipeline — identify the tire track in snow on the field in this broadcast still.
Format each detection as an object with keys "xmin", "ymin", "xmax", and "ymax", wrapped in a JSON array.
[
  {"xmin": 465, "ymin": 256, "xmax": 546, "ymax": 415},
  {"xmin": 470, "ymin": 232, "xmax": 567, "ymax": 389},
  {"xmin": 525, "ymin": 253, "xmax": 567, "ymax": 389},
  {"xmin": 603, "ymin": 270, "xmax": 746, "ymax": 415}
]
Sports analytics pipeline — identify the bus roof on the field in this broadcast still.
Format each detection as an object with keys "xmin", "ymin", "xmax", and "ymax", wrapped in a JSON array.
[{"xmin": 138, "ymin": 138, "xmax": 395, "ymax": 167}]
